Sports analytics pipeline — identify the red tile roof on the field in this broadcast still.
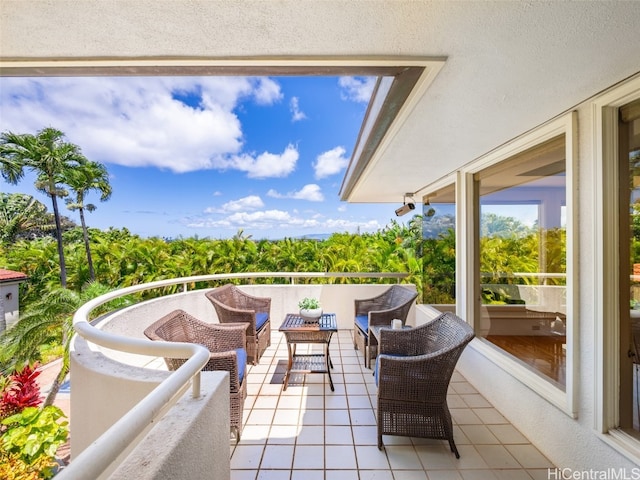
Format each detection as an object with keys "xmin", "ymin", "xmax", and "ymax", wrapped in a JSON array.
[{"xmin": 0, "ymin": 269, "xmax": 28, "ymax": 283}]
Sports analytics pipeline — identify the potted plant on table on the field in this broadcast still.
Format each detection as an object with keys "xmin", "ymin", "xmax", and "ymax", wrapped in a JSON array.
[{"xmin": 298, "ymin": 297, "xmax": 323, "ymax": 319}]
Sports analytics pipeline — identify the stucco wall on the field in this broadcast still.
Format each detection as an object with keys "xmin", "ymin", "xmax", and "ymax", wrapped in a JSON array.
[
  {"xmin": 414, "ymin": 74, "xmax": 640, "ymax": 470},
  {"xmin": 416, "ymin": 304, "xmax": 638, "ymax": 471},
  {"xmin": 0, "ymin": 283, "xmax": 21, "ymax": 328},
  {"xmin": 70, "ymin": 331, "xmax": 230, "ymax": 479},
  {"xmin": 110, "ymin": 373, "xmax": 230, "ymax": 480},
  {"xmin": 97, "ymin": 283, "xmax": 417, "ymax": 343}
]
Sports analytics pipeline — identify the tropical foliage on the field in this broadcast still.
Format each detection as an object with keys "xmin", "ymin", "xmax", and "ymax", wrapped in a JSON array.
[
  {"xmin": 0, "ymin": 205, "xmax": 567, "ymax": 316},
  {"xmin": 479, "ymin": 212, "xmax": 566, "ymax": 304},
  {"xmin": 0, "ymin": 283, "xmax": 134, "ymax": 405},
  {"xmin": 0, "ymin": 128, "xmax": 94, "ymax": 288},
  {"xmin": 0, "ymin": 165, "xmax": 566, "ymax": 402},
  {"xmin": 64, "ymin": 160, "xmax": 112, "ymax": 281},
  {"xmin": 0, "ymin": 194, "xmax": 53, "ymax": 244},
  {"xmin": 1, "ymin": 222, "xmax": 425, "ymax": 302},
  {"xmin": 0, "ymin": 365, "xmax": 68, "ymax": 480}
]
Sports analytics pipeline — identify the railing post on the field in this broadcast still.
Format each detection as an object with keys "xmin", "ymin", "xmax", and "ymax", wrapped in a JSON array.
[{"xmin": 192, "ymin": 371, "xmax": 201, "ymax": 398}]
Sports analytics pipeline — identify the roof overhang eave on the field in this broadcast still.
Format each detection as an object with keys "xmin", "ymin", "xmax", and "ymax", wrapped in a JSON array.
[{"xmin": 339, "ymin": 60, "xmax": 445, "ymax": 202}]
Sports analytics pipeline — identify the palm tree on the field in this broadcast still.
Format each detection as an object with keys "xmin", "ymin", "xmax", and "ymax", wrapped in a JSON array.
[
  {"xmin": 64, "ymin": 160, "xmax": 112, "ymax": 281},
  {"xmin": 0, "ymin": 128, "xmax": 88, "ymax": 288},
  {"xmin": 0, "ymin": 193, "xmax": 51, "ymax": 244},
  {"xmin": 0, "ymin": 282, "xmax": 133, "ymax": 406}
]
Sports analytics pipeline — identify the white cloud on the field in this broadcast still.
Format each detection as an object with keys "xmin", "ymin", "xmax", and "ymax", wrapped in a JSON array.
[
  {"xmin": 324, "ymin": 218, "xmax": 382, "ymax": 231},
  {"xmin": 0, "ymin": 76, "xmax": 287, "ymax": 174},
  {"xmin": 186, "ymin": 207, "xmax": 382, "ymax": 234},
  {"xmin": 197, "ymin": 76, "xmax": 256, "ymax": 110},
  {"xmin": 223, "ymin": 144, "xmax": 299, "ymax": 179},
  {"xmin": 267, "ymin": 184, "xmax": 324, "ymax": 202},
  {"xmin": 222, "ymin": 195, "xmax": 265, "ymax": 212},
  {"xmin": 314, "ymin": 146, "xmax": 349, "ymax": 179},
  {"xmin": 290, "ymin": 96, "xmax": 306, "ymax": 122},
  {"xmin": 338, "ymin": 76, "xmax": 376, "ymax": 103},
  {"xmin": 253, "ymin": 77, "xmax": 283, "ymax": 105},
  {"xmin": 187, "ymin": 209, "xmax": 294, "ymax": 230},
  {"xmin": 204, "ymin": 195, "xmax": 265, "ymax": 214},
  {"xmin": 228, "ymin": 209, "xmax": 292, "ymax": 225}
]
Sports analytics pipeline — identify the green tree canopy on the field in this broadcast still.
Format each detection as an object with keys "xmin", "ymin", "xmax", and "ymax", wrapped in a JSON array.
[
  {"xmin": 0, "ymin": 128, "xmax": 88, "ymax": 288},
  {"xmin": 0, "ymin": 193, "xmax": 51, "ymax": 243},
  {"xmin": 65, "ymin": 160, "xmax": 112, "ymax": 281},
  {"xmin": 480, "ymin": 212, "xmax": 532, "ymax": 238}
]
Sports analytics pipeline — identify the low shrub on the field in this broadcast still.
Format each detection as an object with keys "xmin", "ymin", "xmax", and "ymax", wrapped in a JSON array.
[{"xmin": 0, "ymin": 365, "xmax": 68, "ymax": 480}]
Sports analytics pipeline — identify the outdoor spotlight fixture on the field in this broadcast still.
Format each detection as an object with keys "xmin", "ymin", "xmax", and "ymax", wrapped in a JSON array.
[
  {"xmin": 395, "ymin": 194, "xmax": 416, "ymax": 217},
  {"xmin": 425, "ymin": 199, "xmax": 436, "ymax": 218}
]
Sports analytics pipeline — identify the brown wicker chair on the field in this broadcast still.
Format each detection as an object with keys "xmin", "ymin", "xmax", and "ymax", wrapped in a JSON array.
[
  {"xmin": 144, "ymin": 309, "xmax": 248, "ymax": 441},
  {"xmin": 205, "ymin": 284, "xmax": 272, "ymax": 365},
  {"xmin": 354, "ymin": 284, "xmax": 418, "ymax": 368},
  {"xmin": 375, "ymin": 312, "xmax": 475, "ymax": 455}
]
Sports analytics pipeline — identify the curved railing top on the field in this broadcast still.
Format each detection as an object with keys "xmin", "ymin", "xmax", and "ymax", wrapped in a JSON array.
[{"xmin": 61, "ymin": 271, "xmax": 409, "ymax": 479}]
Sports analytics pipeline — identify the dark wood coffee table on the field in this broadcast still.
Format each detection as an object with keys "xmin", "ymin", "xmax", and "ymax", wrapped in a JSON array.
[{"xmin": 279, "ymin": 313, "xmax": 337, "ymax": 391}]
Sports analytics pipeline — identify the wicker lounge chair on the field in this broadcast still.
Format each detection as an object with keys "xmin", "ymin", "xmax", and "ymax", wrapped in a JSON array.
[
  {"xmin": 353, "ymin": 284, "xmax": 418, "ymax": 368},
  {"xmin": 375, "ymin": 312, "xmax": 475, "ymax": 455},
  {"xmin": 144, "ymin": 309, "xmax": 248, "ymax": 441},
  {"xmin": 205, "ymin": 284, "xmax": 271, "ymax": 365}
]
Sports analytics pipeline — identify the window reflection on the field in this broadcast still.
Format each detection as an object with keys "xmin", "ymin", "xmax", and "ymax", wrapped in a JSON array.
[
  {"xmin": 422, "ymin": 184, "xmax": 456, "ymax": 306},
  {"xmin": 476, "ymin": 135, "xmax": 567, "ymax": 390},
  {"xmin": 621, "ymin": 99, "xmax": 640, "ymax": 433}
]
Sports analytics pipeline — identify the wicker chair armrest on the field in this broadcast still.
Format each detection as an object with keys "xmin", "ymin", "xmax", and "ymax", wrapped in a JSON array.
[
  {"xmin": 207, "ymin": 322, "xmax": 248, "ymax": 351},
  {"xmin": 368, "ymin": 307, "xmax": 408, "ymax": 327},
  {"xmin": 215, "ymin": 302, "xmax": 255, "ymax": 316},
  {"xmin": 355, "ymin": 286, "xmax": 417, "ymax": 324},
  {"xmin": 203, "ymin": 350, "xmax": 241, "ymax": 391},
  {"xmin": 237, "ymin": 291, "xmax": 271, "ymax": 311},
  {"xmin": 354, "ymin": 293, "xmax": 389, "ymax": 316},
  {"xmin": 210, "ymin": 302, "xmax": 258, "ymax": 330},
  {"xmin": 378, "ymin": 328, "xmax": 425, "ymax": 356},
  {"xmin": 379, "ymin": 349, "xmax": 444, "ymax": 366},
  {"xmin": 376, "ymin": 353, "xmax": 448, "ymax": 400}
]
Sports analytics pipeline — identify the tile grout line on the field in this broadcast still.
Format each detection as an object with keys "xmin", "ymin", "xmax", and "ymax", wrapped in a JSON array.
[{"xmin": 232, "ymin": 329, "xmax": 552, "ymax": 479}]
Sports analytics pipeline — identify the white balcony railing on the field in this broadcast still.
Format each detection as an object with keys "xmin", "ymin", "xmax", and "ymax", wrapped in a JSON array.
[{"xmin": 58, "ymin": 272, "xmax": 408, "ymax": 480}]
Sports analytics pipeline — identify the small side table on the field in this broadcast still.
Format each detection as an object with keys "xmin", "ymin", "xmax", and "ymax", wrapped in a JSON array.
[{"xmin": 279, "ymin": 313, "xmax": 337, "ymax": 391}]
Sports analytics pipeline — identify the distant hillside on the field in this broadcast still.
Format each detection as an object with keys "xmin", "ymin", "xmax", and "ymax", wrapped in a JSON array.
[{"xmin": 297, "ymin": 233, "xmax": 332, "ymax": 241}]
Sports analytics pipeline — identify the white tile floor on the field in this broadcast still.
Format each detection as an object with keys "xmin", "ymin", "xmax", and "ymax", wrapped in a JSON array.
[{"xmin": 230, "ymin": 329, "xmax": 555, "ymax": 480}]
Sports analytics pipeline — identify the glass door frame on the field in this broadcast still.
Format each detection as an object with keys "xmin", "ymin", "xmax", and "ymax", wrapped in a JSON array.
[
  {"xmin": 461, "ymin": 112, "xmax": 579, "ymax": 417},
  {"xmin": 594, "ymin": 75, "xmax": 640, "ymax": 459}
]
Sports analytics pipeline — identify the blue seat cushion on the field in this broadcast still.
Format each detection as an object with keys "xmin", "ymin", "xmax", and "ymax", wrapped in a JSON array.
[
  {"xmin": 236, "ymin": 348, "xmax": 247, "ymax": 384},
  {"xmin": 354, "ymin": 315, "xmax": 369, "ymax": 334},
  {"xmin": 256, "ymin": 312, "xmax": 269, "ymax": 330}
]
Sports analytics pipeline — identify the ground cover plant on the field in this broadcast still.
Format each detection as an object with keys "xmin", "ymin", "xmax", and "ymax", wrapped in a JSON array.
[{"xmin": 0, "ymin": 364, "xmax": 68, "ymax": 480}]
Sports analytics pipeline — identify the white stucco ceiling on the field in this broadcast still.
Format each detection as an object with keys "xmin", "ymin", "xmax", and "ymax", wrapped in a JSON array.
[{"xmin": 1, "ymin": 1, "xmax": 640, "ymax": 203}]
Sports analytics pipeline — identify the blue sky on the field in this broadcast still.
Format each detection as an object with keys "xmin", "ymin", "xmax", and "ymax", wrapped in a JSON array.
[{"xmin": 0, "ymin": 75, "xmax": 406, "ymax": 239}]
